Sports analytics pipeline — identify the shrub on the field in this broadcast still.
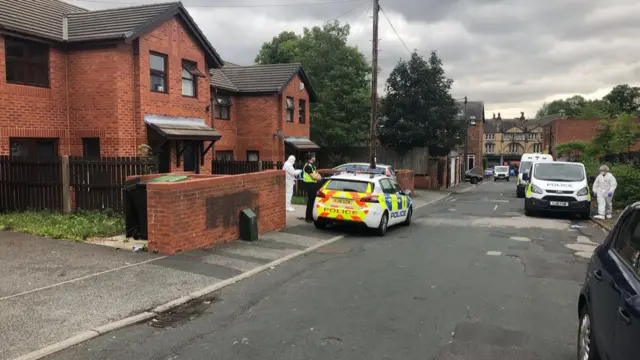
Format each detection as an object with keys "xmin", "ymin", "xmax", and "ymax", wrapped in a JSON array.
[{"xmin": 609, "ymin": 164, "xmax": 640, "ymax": 209}]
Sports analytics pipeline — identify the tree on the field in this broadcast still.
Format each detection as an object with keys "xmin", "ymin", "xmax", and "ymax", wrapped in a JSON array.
[
  {"xmin": 554, "ymin": 141, "xmax": 588, "ymax": 161},
  {"xmin": 578, "ymin": 99, "xmax": 610, "ymax": 118},
  {"xmin": 590, "ymin": 119, "xmax": 616, "ymax": 156},
  {"xmin": 603, "ymin": 84, "xmax": 640, "ymax": 117},
  {"xmin": 536, "ymin": 95, "xmax": 587, "ymax": 118},
  {"xmin": 254, "ymin": 22, "xmax": 371, "ymax": 150},
  {"xmin": 612, "ymin": 113, "xmax": 640, "ymax": 154},
  {"xmin": 378, "ymin": 51, "xmax": 463, "ymax": 156}
]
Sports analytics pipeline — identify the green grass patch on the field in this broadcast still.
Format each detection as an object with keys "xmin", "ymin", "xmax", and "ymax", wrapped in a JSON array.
[
  {"xmin": 291, "ymin": 195, "xmax": 307, "ymax": 205},
  {"xmin": 0, "ymin": 211, "xmax": 124, "ymax": 241}
]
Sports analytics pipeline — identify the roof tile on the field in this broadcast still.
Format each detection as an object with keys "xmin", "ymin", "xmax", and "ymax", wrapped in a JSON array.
[{"xmin": 0, "ymin": 0, "xmax": 86, "ymax": 40}]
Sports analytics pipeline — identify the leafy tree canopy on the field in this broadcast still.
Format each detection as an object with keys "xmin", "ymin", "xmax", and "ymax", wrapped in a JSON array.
[
  {"xmin": 254, "ymin": 22, "xmax": 371, "ymax": 149},
  {"xmin": 536, "ymin": 84, "xmax": 640, "ymax": 118},
  {"xmin": 378, "ymin": 51, "xmax": 463, "ymax": 156}
]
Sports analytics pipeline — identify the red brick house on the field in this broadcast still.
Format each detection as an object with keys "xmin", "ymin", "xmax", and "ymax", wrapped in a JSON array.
[
  {"xmin": 543, "ymin": 117, "xmax": 640, "ymax": 156},
  {"xmin": 210, "ymin": 63, "xmax": 319, "ymax": 162},
  {"xmin": 0, "ymin": 0, "xmax": 318, "ymax": 173}
]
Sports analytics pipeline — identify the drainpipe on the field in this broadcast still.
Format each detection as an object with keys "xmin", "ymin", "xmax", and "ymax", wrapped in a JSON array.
[{"xmin": 63, "ymin": 15, "xmax": 71, "ymax": 155}]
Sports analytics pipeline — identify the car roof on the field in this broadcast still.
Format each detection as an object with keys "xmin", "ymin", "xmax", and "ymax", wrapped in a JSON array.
[
  {"xmin": 534, "ymin": 161, "xmax": 583, "ymax": 166},
  {"xmin": 329, "ymin": 173, "xmax": 390, "ymax": 182},
  {"xmin": 335, "ymin": 162, "xmax": 391, "ymax": 168}
]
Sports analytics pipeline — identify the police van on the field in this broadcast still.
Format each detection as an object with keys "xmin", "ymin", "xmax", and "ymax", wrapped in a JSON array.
[
  {"xmin": 312, "ymin": 167, "xmax": 412, "ymax": 236},
  {"xmin": 516, "ymin": 153, "xmax": 553, "ymax": 198},
  {"xmin": 522, "ymin": 161, "xmax": 591, "ymax": 220}
]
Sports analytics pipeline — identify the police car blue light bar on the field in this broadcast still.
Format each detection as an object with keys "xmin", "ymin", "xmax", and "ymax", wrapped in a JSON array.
[{"xmin": 342, "ymin": 166, "xmax": 386, "ymax": 174}]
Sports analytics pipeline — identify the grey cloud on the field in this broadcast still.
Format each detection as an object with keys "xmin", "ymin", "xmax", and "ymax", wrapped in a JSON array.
[{"xmin": 68, "ymin": 0, "xmax": 640, "ymax": 117}]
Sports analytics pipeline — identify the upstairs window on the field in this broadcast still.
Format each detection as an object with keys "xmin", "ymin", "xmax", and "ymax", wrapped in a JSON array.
[
  {"xmin": 285, "ymin": 97, "xmax": 294, "ymax": 122},
  {"xmin": 298, "ymin": 99, "xmax": 306, "ymax": 123},
  {"xmin": 214, "ymin": 95, "xmax": 231, "ymax": 120},
  {"xmin": 150, "ymin": 52, "xmax": 167, "ymax": 93},
  {"xmin": 5, "ymin": 37, "xmax": 49, "ymax": 87},
  {"xmin": 181, "ymin": 60, "xmax": 204, "ymax": 97}
]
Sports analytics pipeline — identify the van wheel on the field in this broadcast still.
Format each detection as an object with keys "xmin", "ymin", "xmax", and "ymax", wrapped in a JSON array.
[
  {"xmin": 375, "ymin": 212, "xmax": 389, "ymax": 236},
  {"xmin": 524, "ymin": 205, "xmax": 534, "ymax": 217},
  {"xmin": 579, "ymin": 211, "xmax": 591, "ymax": 220}
]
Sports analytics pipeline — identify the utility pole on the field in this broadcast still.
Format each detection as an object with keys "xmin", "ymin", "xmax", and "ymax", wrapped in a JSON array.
[
  {"xmin": 368, "ymin": 0, "xmax": 380, "ymax": 169},
  {"xmin": 462, "ymin": 96, "xmax": 469, "ymax": 175}
]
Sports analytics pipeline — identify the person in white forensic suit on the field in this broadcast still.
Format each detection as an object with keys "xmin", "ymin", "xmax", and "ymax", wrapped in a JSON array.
[
  {"xmin": 283, "ymin": 155, "xmax": 302, "ymax": 212},
  {"xmin": 592, "ymin": 165, "xmax": 617, "ymax": 220}
]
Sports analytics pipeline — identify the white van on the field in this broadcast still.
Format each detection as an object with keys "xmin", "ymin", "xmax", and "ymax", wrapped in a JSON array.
[
  {"xmin": 522, "ymin": 161, "xmax": 591, "ymax": 219},
  {"xmin": 493, "ymin": 165, "xmax": 510, "ymax": 181},
  {"xmin": 516, "ymin": 153, "xmax": 553, "ymax": 198}
]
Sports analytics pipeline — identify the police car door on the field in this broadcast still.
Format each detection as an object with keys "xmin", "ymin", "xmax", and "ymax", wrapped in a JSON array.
[{"xmin": 390, "ymin": 179, "xmax": 409, "ymax": 223}]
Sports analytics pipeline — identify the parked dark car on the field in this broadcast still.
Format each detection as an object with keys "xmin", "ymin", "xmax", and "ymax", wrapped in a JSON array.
[
  {"xmin": 465, "ymin": 167, "xmax": 483, "ymax": 184},
  {"xmin": 577, "ymin": 201, "xmax": 640, "ymax": 360}
]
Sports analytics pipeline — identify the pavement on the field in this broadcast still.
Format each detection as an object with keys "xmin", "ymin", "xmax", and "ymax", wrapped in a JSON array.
[
  {"xmin": 37, "ymin": 180, "xmax": 607, "ymax": 360},
  {"xmin": 0, "ymin": 190, "xmax": 447, "ymax": 360}
]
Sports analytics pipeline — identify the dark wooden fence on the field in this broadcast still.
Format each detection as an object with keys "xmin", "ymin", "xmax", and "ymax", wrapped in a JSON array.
[
  {"xmin": 0, "ymin": 156, "xmax": 63, "ymax": 212},
  {"xmin": 0, "ymin": 156, "xmax": 156, "ymax": 213},
  {"xmin": 70, "ymin": 156, "xmax": 157, "ymax": 212}
]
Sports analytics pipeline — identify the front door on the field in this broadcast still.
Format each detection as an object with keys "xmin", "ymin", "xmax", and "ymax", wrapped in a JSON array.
[{"xmin": 183, "ymin": 142, "xmax": 197, "ymax": 172}]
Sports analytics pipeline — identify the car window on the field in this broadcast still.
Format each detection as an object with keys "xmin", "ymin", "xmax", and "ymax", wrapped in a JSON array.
[
  {"xmin": 325, "ymin": 179, "xmax": 370, "ymax": 193},
  {"xmin": 379, "ymin": 179, "xmax": 395, "ymax": 194},
  {"xmin": 613, "ymin": 210, "xmax": 640, "ymax": 278},
  {"xmin": 389, "ymin": 179, "xmax": 402, "ymax": 193}
]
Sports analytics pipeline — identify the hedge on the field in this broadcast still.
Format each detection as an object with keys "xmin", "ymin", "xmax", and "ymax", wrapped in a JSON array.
[{"xmin": 582, "ymin": 156, "xmax": 640, "ymax": 209}]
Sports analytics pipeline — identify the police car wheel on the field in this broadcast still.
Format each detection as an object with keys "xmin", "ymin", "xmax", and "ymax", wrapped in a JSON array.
[
  {"xmin": 376, "ymin": 212, "xmax": 389, "ymax": 236},
  {"xmin": 314, "ymin": 220, "xmax": 327, "ymax": 229},
  {"xmin": 403, "ymin": 206, "xmax": 413, "ymax": 226}
]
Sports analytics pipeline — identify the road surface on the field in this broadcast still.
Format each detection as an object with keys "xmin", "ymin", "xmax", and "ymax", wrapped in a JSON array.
[{"xmin": 46, "ymin": 180, "xmax": 606, "ymax": 360}]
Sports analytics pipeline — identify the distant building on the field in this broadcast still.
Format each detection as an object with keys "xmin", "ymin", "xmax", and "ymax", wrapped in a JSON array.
[{"xmin": 482, "ymin": 112, "xmax": 560, "ymax": 167}]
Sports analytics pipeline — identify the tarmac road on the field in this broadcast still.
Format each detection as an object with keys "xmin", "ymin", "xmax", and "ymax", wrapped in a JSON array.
[{"xmin": 46, "ymin": 179, "xmax": 607, "ymax": 360}]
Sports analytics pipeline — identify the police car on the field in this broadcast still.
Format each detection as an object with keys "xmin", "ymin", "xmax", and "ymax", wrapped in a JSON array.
[{"xmin": 312, "ymin": 167, "xmax": 412, "ymax": 236}]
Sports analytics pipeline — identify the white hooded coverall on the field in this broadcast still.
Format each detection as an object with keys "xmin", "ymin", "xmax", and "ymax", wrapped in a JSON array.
[
  {"xmin": 593, "ymin": 172, "xmax": 617, "ymax": 217},
  {"xmin": 283, "ymin": 156, "xmax": 301, "ymax": 209}
]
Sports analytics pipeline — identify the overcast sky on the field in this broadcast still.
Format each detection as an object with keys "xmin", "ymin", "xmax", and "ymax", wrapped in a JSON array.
[{"xmin": 66, "ymin": 0, "xmax": 640, "ymax": 118}]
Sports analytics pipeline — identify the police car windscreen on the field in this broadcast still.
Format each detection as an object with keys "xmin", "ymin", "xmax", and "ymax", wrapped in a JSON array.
[
  {"xmin": 325, "ymin": 179, "xmax": 370, "ymax": 193},
  {"xmin": 495, "ymin": 166, "xmax": 509, "ymax": 172},
  {"xmin": 533, "ymin": 163, "xmax": 584, "ymax": 182}
]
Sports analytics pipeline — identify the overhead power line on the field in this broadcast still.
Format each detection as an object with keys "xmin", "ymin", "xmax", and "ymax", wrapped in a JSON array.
[
  {"xmin": 70, "ymin": 0, "xmax": 364, "ymax": 8},
  {"xmin": 379, "ymin": 5, "xmax": 411, "ymax": 55},
  {"xmin": 326, "ymin": 0, "xmax": 370, "ymax": 23}
]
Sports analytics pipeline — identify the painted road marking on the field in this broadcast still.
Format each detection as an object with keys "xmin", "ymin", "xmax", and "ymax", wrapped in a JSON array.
[
  {"xmin": 509, "ymin": 236, "xmax": 531, "ymax": 242},
  {"xmin": 493, "ymin": 205, "xmax": 498, "ymax": 212},
  {"xmin": 486, "ymin": 251, "xmax": 502, "ymax": 256}
]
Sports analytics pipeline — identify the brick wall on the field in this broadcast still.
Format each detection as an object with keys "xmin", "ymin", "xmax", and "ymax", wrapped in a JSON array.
[
  {"xmin": 467, "ymin": 123, "xmax": 484, "ymax": 168},
  {"xmin": 1, "ymin": 17, "xmax": 215, "ymax": 170},
  {"xmin": 146, "ymin": 170, "xmax": 286, "ymax": 255},
  {"xmin": 550, "ymin": 118, "xmax": 640, "ymax": 155},
  {"xmin": 138, "ymin": 17, "xmax": 214, "ymax": 173},
  {"xmin": 396, "ymin": 169, "xmax": 414, "ymax": 193},
  {"xmin": 0, "ymin": 36, "xmax": 69, "ymax": 155},
  {"xmin": 212, "ymin": 94, "xmax": 239, "ymax": 159},
  {"xmin": 235, "ymin": 95, "xmax": 280, "ymax": 161}
]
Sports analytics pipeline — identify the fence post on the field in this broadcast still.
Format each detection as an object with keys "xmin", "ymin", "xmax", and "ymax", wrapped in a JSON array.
[
  {"xmin": 61, "ymin": 156, "xmax": 71, "ymax": 213},
  {"xmin": 258, "ymin": 160, "xmax": 263, "ymax": 171}
]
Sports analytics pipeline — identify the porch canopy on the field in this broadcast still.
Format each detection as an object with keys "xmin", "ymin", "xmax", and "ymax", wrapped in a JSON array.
[
  {"xmin": 145, "ymin": 115, "xmax": 221, "ymax": 142},
  {"xmin": 284, "ymin": 136, "xmax": 321, "ymax": 151},
  {"xmin": 144, "ymin": 114, "xmax": 222, "ymax": 173}
]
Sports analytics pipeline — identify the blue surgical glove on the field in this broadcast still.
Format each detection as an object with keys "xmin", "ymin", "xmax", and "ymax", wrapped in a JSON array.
[{"xmin": 608, "ymin": 192, "xmax": 613, "ymax": 197}]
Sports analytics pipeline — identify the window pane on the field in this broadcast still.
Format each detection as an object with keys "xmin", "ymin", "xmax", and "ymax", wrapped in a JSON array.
[
  {"xmin": 36, "ymin": 140, "xmax": 57, "ymax": 157},
  {"xmin": 29, "ymin": 45, "xmax": 48, "ymax": 63},
  {"xmin": 182, "ymin": 79, "xmax": 194, "ymax": 96},
  {"xmin": 286, "ymin": 97, "xmax": 293, "ymax": 108},
  {"xmin": 215, "ymin": 106, "xmax": 222, "ymax": 118},
  {"xmin": 83, "ymin": 138, "xmax": 100, "ymax": 157},
  {"xmin": 247, "ymin": 151, "xmax": 259, "ymax": 161},
  {"xmin": 221, "ymin": 107, "xmax": 229, "ymax": 119},
  {"xmin": 182, "ymin": 68, "xmax": 193, "ymax": 79},
  {"xmin": 151, "ymin": 74, "xmax": 165, "ymax": 91},
  {"xmin": 5, "ymin": 61, "xmax": 23, "ymax": 82},
  {"xmin": 150, "ymin": 54, "xmax": 165, "ymax": 71},
  {"xmin": 6, "ymin": 41, "xmax": 24, "ymax": 57},
  {"xmin": 614, "ymin": 212, "xmax": 640, "ymax": 271},
  {"xmin": 10, "ymin": 140, "xmax": 28, "ymax": 157}
]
